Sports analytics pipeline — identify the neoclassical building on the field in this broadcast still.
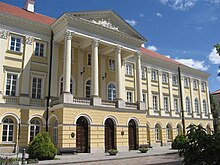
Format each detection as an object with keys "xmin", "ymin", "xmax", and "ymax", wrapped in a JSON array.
[{"xmin": 0, "ymin": 1, "xmax": 213, "ymax": 153}]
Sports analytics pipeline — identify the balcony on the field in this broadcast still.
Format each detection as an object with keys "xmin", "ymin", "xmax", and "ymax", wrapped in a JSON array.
[{"xmin": 2, "ymin": 96, "xmax": 19, "ymax": 104}]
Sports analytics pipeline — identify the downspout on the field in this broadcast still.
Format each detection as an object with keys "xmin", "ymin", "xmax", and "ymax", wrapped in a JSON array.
[
  {"xmin": 178, "ymin": 65, "xmax": 186, "ymax": 135},
  {"xmin": 46, "ymin": 31, "xmax": 54, "ymax": 132}
]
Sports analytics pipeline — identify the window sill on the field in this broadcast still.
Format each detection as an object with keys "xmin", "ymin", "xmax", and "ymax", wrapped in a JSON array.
[
  {"xmin": 142, "ymin": 78, "xmax": 147, "ymax": 80},
  {"xmin": 6, "ymin": 49, "xmax": 22, "ymax": 55},
  {"xmin": 175, "ymin": 112, "xmax": 180, "ymax": 115},
  {"xmin": 184, "ymin": 86, "xmax": 190, "ymax": 89},
  {"xmin": 193, "ymin": 88, "xmax": 198, "ymax": 91},
  {"xmin": 1, "ymin": 142, "xmax": 15, "ymax": 145},
  {"xmin": 125, "ymin": 74, "xmax": 134, "ymax": 78},
  {"xmin": 151, "ymin": 80, "xmax": 158, "ymax": 83},
  {"xmin": 154, "ymin": 110, "xmax": 159, "ymax": 113},
  {"xmin": 156, "ymin": 140, "xmax": 162, "ymax": 143},
  {"xmin": 187, "ymin": 112, "xmax": 192, "ymax": 115},
  {"xmin": 162, "ymin": 82, "xmax": 168, "ymax": 85},
  {"xmin": 34, "ymin": 55, "xmax": 47, "ymax": 59},
  {"xmin": 165, "ymin": 111, "xmax": 170, "ymax": 114},
  {"xmin": 173, "ymin": 84, "xmax": 178, "ymax": 87}
]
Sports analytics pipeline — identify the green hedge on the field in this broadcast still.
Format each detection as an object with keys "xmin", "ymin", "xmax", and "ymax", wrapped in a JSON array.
[{"xmin": 171, "ymin": 134, "xmax": 187, "ymax": 149}]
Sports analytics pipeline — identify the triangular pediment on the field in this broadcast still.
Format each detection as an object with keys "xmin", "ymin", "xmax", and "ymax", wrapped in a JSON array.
[{"xmin": 66, "ymin": 10, "xmax": 146, "ymax": 41}]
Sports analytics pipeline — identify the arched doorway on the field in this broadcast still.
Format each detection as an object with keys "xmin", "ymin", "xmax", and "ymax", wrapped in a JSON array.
[
  {"xmin": 128, "ymin": 119, "xmax": 138, "ymax": 150},
  {"xmin": 105, "ymin": 118, "xmax": 115, "ymax": 151},
  {"xmin": 76, "ymin": 116, "xmax": 89, "ymax": 153}
]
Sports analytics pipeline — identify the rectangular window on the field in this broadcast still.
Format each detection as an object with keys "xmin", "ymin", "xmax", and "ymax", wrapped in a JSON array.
[
  {"xmin": 184, "ymin": 77, "xmax": 189, "ymax": 87},
  {"xmin": 5, "ymin": 73, "xmax": 18, "ymax": 96},
  {"xmin": 174, "ymin": 98, "xmax": 179, "ymax": 112},
  {"xmin": 164, "ymin": 97, "xmax": 169, "ymax": 112},
  {"xmin": 10, "ymin": 35, "xmax": 22, "ymax": 52},
  {"xmin": 87, "ymin": 53, "xmax": 92, "ymax": 66},
  {"xmin": 162, "ymin": 72, "xmax": 168, "ymax": 83},
  {"xmin": 34, "ymin": 42, "xmax": 45, "ymax": 57},
  {"xmin": 193, "ymin": 80, "xmax": 198, "ymax": 89},
  {"xmin": 108, "ymin": 59, "xmax": 115, "ymax": 71},
  {"xmin": 201, "ymin": 82, "xmax": 206, "ymax": 91},
  {"xmin": 172, "ymin": 75, "xmax": 178, "ymax": 85},
  {"xmin": 143, "ymin": 93, "xmax": 146, "ymax": 103},
  {"xmin": 127, "ymin": 91, "xmax": 133, "ymax": 103},
  {"xmin": 31, "ymin": 77, "xmax": 42, "ymax": 99},
  {"xmin": 153, "ymin": 95, "xmax": 158, "ymax": 111},
  {"xmin": 141, "ymin": 67, "xmax": 146, "ymax": 79},
  {"xmin": 126, "ymin": 63, "xmax": 133, "ymax": 76},
  {"xmin": 151, "ymin": 70, "xmax": 158, "ymax": 81}
]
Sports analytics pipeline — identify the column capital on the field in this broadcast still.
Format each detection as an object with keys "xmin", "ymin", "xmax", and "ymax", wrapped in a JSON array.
[
  {"xmin": 0, "ymin": 29, "xmax": 10, "ymax": 39},
  {"xmin": 92, "ymin": 38, "xmax": 100, "ymax": 47},
  {"xmin": 115, "ymin": 45, "xmax": 123, "ymax": 52},
  {"xmin": 53, "ymin": 41, "xmax": 60, "ymax": 48},
  {"xmin": 25, "ymin": 35, "xmax": 34, "ymax": 45},
  {"xmin": 136, "ymin": 51, "xmax": 142, "ymax": 59},
  {"xmin": 65, "ymin": 30, "xmax": 74, "ymax": 40}
]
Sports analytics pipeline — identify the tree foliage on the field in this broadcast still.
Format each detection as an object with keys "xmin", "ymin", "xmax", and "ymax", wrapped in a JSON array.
[
  {"xmin": 210, "ymin": 94, "xmax": 220, "ymax": 133},
  {"xmin": 179, "ymin": 125, "xmax": 220, "ymax": 165},
  {"xmin": 215, "ymin": 44, "xmax": 220, "ymax": 55},
  {"xmin": 27, "ymin": 132, "xmax": 57, "ymax": 160},
  {"xmin": 171, "ymin": 134, "xmax": 187, "ymax": 149}
]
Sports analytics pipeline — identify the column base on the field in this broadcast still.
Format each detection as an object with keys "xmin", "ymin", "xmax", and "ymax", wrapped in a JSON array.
[
  {"xmin": 137, "ymin": 102, "xmax": 146, "ymax": 110},
  {"xmin": 19, "ymin": 94, "xmax": 30, "ymax": 105},
  {"xmin": 116, "ymin": 99, "xmax": 125, "ymax": 109},
  {"xmin": 59, "ymin": 93, "xmax": 73, "ymax": 104},
  {"xmin": 91, "ymin": 96, "xmax": 101, "ymax": 106}
]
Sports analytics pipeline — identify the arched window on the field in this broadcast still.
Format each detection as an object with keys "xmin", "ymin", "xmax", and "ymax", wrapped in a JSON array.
[
  {"xmin": 177, "ymin": 124, "xmax": 182, "ymax": 135},
  {"xmin": 203, "ymin": 99, "xmax": 207, "ymax": 115},
  {"xmin": 194, "ymin": 98, "xmax": 199, "ymax": 114},
  {"xmin": 185, "ymin": 97, "xmax": 190, "ymax": 113},
  {"xmin": 107, "ymin": 83, "xmax": 116, "ymax": 101},
  {"xmin": 166, "ymin": 124, "xmax": 172, "ymax": 140},
  {"xmin": 155, "ymin": 123, "xmax": 161, "ymax": 141},
  {"xmin": 52, "ymin": 120, "xmax": 58, "ymax": 145},
  {"xmin": 60, "ymin": 77, "xmax": 73, "ymax": 95},
  {"xmin": 30, "ymin": 119, "xmax": 40, "ymax": 142},
  {"xmin": 2, "ymin": 118, "xmax": 14, "ymax": 142},
  {"xmin": 85, "ymin": 80, "xmax": 91, "ymax": 98}
]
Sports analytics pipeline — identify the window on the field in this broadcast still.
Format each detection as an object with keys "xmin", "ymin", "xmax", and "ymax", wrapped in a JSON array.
[
  {"xmin": 193, "ymin": 80, "xmax": 198, "ymax": 90},
  {"xmin": 107, "ymin": 83, "xmax": 116, "ymax": 101},
  {"xmin": 10, "ymin": 35, "xmax": 22, "ymax": 52},
  {"xmin": 31, "ymin": 77, "xmax": 43, "ymax": 99},
  {"xmin": 166, "ymin": 125, "xmax": 172, "ymax": 140},
  {"xmin": 151, "ymin": 70, "xmax": 158, "ymax": 81},
  {"xmin": 60, "ymin": 77, "xmax": 73, "ymax": 95},
  {"xmin": 108, "ymin": 59, "xmax": 115, "ymax": 71},
  {"xmin": 174, "ymin": 98, "xmax": 179, "ymax": 112},
  {"xmin": 194, "ymin": 98, "xmax": 199, "ymax": 114},
  {"xmin": 143, "ymin": 93, "xmax": 146, "ymax": 103},
  {"xmin": 5, "ymin": 73, "xmax": 18, "ymax": 96},
  {"xmin": 87, "ymin": 53, "xmax": 92, "ymax": 66},
  {"xmin": 203, "ymin": 99, "xmax": 208, "ymax": 115},
  {"xmin": 127, "ymin": 91, "xmax": 133, "ymax": 103},
  {"xmin": 153, "ymin": 95, "xmax": 158, "ymax": 111},
  {"xmin": 162, "ymin": 72, "xmax": 168, "ymax": 83},
  {"xmin": 184, "ymin": 78, "xmax": 189, "ymax": 87},
  {"xmin": 30, "ymin": 119, "xmax": 40, "ymax": 142},
  {"xmin": 126, "ymin": 63, "xmax": 133, "ymax": 76},
  {"xmin": 141, "ymin": 67, "xmax": 146, "ymax": 79},
  {"xmin": 155, "ymin": 124, "xmax": 161, "ymax": 141},
  {"xmin": 185, "ymin": 96, "xmax": 191, "ymax": 113},
  {"xmin": 164, "ymin": 97, "xmax": 169, "ymax": 112},
  {"xmin": 177, "ymin": 124, "xmax": 182, "ymax": 135},
  {"xmin": 52, "ymin": 120, "xmax": 58, "ymax": 145},
  {"xmin": 172, "ymin": 75, "xmax": 178, "ymax": 85},
  {"xmin": 2, "ymin": 118, "xmax": 14, "ymax": 142},
  {"xmin": 201, "ymin": 82, "xmax": 206, "ymax": 91},
  {"xmin": 85, "ymin": 80, "xmax": 91, "ymax": 98},
  {"xmin": 34, "ymin": 42, "xmax": 45, "ymax": 57}
]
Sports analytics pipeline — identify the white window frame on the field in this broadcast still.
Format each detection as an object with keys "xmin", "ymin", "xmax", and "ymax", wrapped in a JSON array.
[
  {"xmin": 126, "ymin": 63, "xmax": 133, "ymax": 76},
  {"xmin": 164, "ymin": 97, "xmax": 169, "ymax": 112},
  {"xmin": 185, "ymin": 96, "xmax": 191, "ymax": 113},
  {"xmin": 108, "ymin": 58, "xmax": 115, "ymax": 71},
  {"xmin": 34, "ymin": 40, "xmax": 46, "ymax": 57},
  {"xmin": 141, "ymin": 67, "xmax": 146, "ymax": 79},
  {"xmin": 52, "ymin": 120, "xmax": 58, "ymax": 145},
  {"xmin": 9, "ymin": 34, "xmax": 23, "ymax": 52},
  {"xmin": 203, "ymin": 99, "xmax": 208, "ymax": 115},
  {"xmin": 174, "ymin": 98, "xmax": 179, "ymax": 112},
  {"xmin": 4, "ymin": 71, "xmax": 20, "ymax": 96},
  {"xmin": 30, "ymin": 119, "xmax": 40, "ymax": 142},
  {"xmin": 2, "ymin": 118, "xmax": 14, "ymax": 142},
  {"xmin": 59, "ymin": 75, "xmax": 74, "ymax": 95},
  {"xmin": 142, "ymin": 93, "xmax": 146, "ymax": 103},
  {"xmin": 201, "ymin": 82, "xmax": 206, "ymax": 91},
  {"xmin": 87, "ymin": 53, "xmax": 92, "ymax": 66},
  {"xmin": 184, "ymin": 77, "xmax": 189, "ymax": 88},
  {"xmin": 172, "ymin": 75, "xmax": 178, "ymax": 85},
  {"xmin": 155, "ymin": 124, "xmax": 161, "ymax": 141},
  {"xmin": 166, "ymin": 125, "xmax": 172, "ymax": 140},
  {"xmin": 194, "ymin": 98, "xmax": 199, "ymax": 114},
  {"xmin": 153, "ymin": 95, "xmax": 158, "ymax": 111},
  {"xmin": 151, "ymin": 70, "xmax": 158, "ymax": 81},
  {"xmin": 193, "ymin": 80, "xmax": 198, "ymax": 90},
  {"xmin": 162, "ymin": 72, "xmax": 168, "ymax": 83},
  {"xmin": 85, "ymin": 79, "xmax": 91, "ymax": 98},
  {"xmin": 126, "ymin": 91, "xmax": 133, "ymax": 103},
  {"xmin": 31, "ymin": 75, "xmax": 44, "ymax": 99},
  {"xmin": 107, "ymin": 82, "xmax": 116, "ymax": 101}
]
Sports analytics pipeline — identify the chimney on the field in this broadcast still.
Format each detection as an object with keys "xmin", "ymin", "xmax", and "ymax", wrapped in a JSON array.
[{"xmin": 24, "ymin": 0, "xmax": 35, "ymax": 12}]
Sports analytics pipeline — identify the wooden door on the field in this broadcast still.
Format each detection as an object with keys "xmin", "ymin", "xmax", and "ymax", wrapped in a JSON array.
[
  {"xmin": 76, "ymin": 117, "xmax": 88, "ymax": 153},
  {"xmin": 105, "ymin": 118, "xmax": 115, "ymax": 151},
  {"xmin": 129, "ymin": 120, "xmax": 137, "ymax": 150}
]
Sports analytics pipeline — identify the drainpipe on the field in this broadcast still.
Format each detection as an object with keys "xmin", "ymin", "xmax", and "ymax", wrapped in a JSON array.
[
  {"xmin": 46, "ymin": 31, "xmax": 54, "ymax": 132},
  {"xmin": 178, "ymin": 65, "xmax": 186, "ymax": 135}
]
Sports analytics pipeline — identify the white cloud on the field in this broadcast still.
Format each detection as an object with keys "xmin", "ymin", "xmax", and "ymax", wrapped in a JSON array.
[
  {"xmin": 175, "ymin": 58, "xmax": 209, "ymax": 71},
  {"xmin": 156, "ymin": 12, "xmax": 163, "ymax": 17},
  {"xmin": 160, "ymin": 0, "xmax": 197, "ymax": 10},
  {"xmin": 166, "ymin": 55, "xmax": 171, "ymax": 58},
  {"xmin": 195, "ymin": 26, "xmax": 202, "ymax": 30},
  {"xmin": 208, "ymin": 48, "xmax": 220, "ymax": 64},
  {"xmin": 125, "ymin": 19, "xmax": 137, "ymax": 26},
  {"xmin": 211, "ymin": 16, "xmax": 218, "ymax": 21},
  {"xmin": 204, "ymin": 0, "xmax": 220, "ymax": 3},
  {"xmin": 147, "ymin": 45, "xmax": 158, "ymax": 52},
  {"xmin": 139, "ymin": 13, "xmax": 144, "ymax": 17}
]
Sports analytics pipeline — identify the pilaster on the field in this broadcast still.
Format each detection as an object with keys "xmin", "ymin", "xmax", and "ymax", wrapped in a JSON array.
[
  {"xmin": 158, "ymin": 70, "xmax": 164, "ymax": 116},
  {"xmin": 147, "ymin": 68, "xmax": 153, "ymax": 115},
  {"xmin": 190, "ymin": 79, "xmax": 194, "ymax": 118}
]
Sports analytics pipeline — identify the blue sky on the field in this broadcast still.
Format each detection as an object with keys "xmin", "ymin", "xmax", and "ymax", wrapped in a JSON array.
[{"xmin": 2, "ymin": 0, "xmax": 220, "ymax": 92}]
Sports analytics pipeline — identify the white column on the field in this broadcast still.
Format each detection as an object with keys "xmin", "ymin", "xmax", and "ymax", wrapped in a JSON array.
[
  {"xmin": 169, "ymin": 73, "xmax": 174, "ymax": 117},
  {"xmin": 63, "ymin": 31, "xmax": 72, "ymax": 93},
  {"xmin": 158, "ymin": 70, "xmax": 164, "ymax": 116},
  {"xmin": 198, "ymin": 80, "xmax": 203, "ymax": 118},
  {"xmin": 147, "ymin": 68, "xmax": 153, "ymax": 114},
  {"xmin": 206, "ymin": 82, "xmax": 212, "ymax": 119},
  {"xmin": 190, "ymin": 79, "xmax": 194, "ymax": 118},
  {"xmin": 136, "ymin": 52, "xmax": 143, "ymax": 102},
  {"xmin": 115, "ymin": 46, "xmax": 123, "ymax": 100},
  {"xmin": 91, "ymin": 39, "xmax": 99, "ymax": 97}
]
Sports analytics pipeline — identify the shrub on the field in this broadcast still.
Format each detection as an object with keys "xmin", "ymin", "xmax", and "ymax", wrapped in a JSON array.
[
  {"xmin": 27, "ymin": 132, "xmax": 57, "ymax": 160},
  {"xmin": 139, "ymin": 147, "xmax": 148, "ymax": 153},
  {"xmin": 171, "ymin": 134, "xmax": 187, "ymax": 149},
  {"xmin": 106, "ymin": 149, "xmax": 118, "ymax": 155}
]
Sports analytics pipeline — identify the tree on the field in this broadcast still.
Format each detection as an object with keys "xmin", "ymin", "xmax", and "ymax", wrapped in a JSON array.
[
  {"xmin": 210, "ymin": 94, "xmax": 220, "ymax": 133},
  {"xmin": 215, "ymin": 44, "xmax": 220, "ymax": 55}
]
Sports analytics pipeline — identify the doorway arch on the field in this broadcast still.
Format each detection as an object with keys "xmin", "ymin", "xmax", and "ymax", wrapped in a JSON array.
[
  {"xmin": 128, "ymin": 119, "xmax": 138, "ymax": 150},
  {"xmin": 105, "ymin": 118, "xmax": 115, "ymax": 151}
]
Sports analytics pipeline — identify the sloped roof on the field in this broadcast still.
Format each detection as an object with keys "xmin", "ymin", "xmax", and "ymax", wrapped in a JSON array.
[
  {"xmin": 211, "ymin": 89, "xmax": 220, "ymax": 95},
  {"xmin": 0, "ymin": 2, "xmax": 55, "ymax": 25}
]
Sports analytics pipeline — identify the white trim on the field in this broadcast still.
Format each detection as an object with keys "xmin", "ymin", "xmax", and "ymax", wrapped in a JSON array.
[
  {"xmin": 4, "ymin": 71, "xmax": 20, "ymax": 96},
  {"xmin": 107, "ymin": 81, "xmax": 116, "ymax": 101},
  {"xmin": 127, "ymin": 117, "xmax": 140, "ymax": 126},
  {"xmin": 30, "ymin": 75, "xmax": 44, "ymax": 99},
  {"xmin": 28, "ymin": 114, "xmax": 46, "ymax": 125},
  {"xmin": 8, "ymin": 33, "xmax": 23, "ymax": 53},
  {"xmin": 103, "ymin": 115, "xmax": 118, "ymax": 126},
  {"xmin": 154, "ymin": 122, "xmax": 163, "ymax": 128},
  {"xmin": 84, "ymin": 78, "xmax": 91, "ymax": 98},
  {"xmin": 0, "ymin": 113, "xmax": 20, "ymax": 124},
  {"xmin": 59, "ymin": 75, "xmax": 75, "ymax": 95},
  {"xmin": 48, "ymin": 114, "xmax": 59, "ymax": 125},
  {"xmin": 74, "ymin": 114, "xmax": 93, "ymax": 125},
  {"xmin": 126, "ymin": 90, "xmax": 134, "ymax": 103},
  {"xmin": 34, "ymin": 40, "xmax": 47, "ymax": 57}
]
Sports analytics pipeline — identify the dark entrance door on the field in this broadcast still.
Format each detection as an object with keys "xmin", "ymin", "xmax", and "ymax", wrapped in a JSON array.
[
  {"xmin": 76, "ymin": 116, "xmax": 88, "ymax": 153},
  {"xmin": 129, "ymin": 119, "xmax": 137, "ymax": 150},
  {"xmin": 105, "ymin": 118, "xmax": 115, "ymax": 151}
]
